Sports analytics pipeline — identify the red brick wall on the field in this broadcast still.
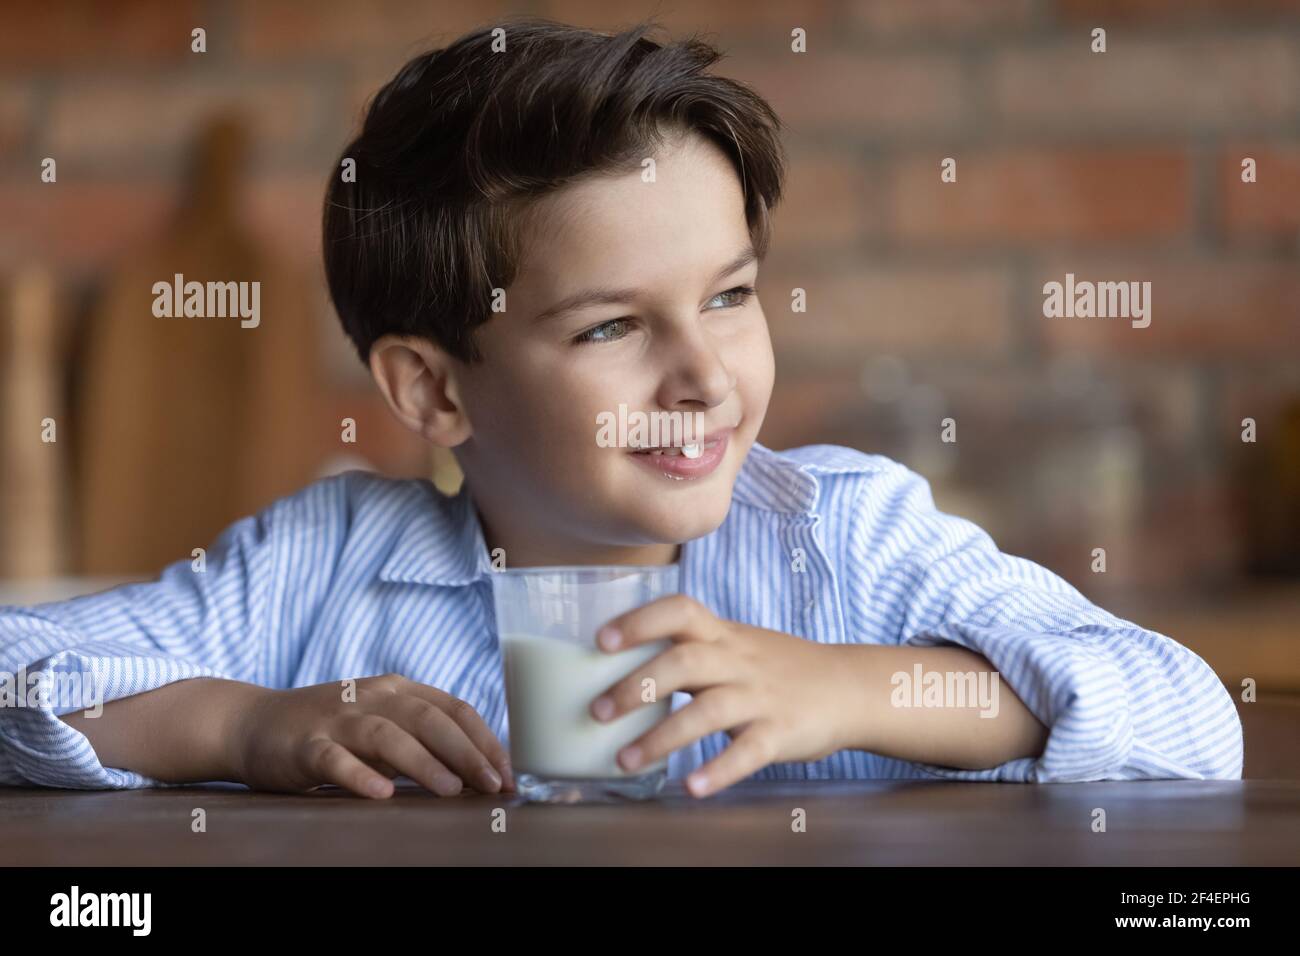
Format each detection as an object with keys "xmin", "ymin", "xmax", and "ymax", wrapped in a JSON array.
[{"xmin": 2, "ymin": 0, "xmax": 1298, "ymax": 597}]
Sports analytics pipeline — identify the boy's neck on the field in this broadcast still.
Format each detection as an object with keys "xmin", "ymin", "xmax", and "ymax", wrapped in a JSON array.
[{"xmin": 472, "ymin": 502, "xmax": 680, "ymax": 569}]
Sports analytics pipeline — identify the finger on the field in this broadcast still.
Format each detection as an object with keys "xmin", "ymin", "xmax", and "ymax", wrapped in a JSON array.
[
  {"xmin": 339, "ymin": 714, "xmax": 465, "ymax": 797},
  {"xmin": 596, "ymin": 594, "xmax": 716, "ymax": 653},
  {"xmin": 302, "ymin": 737, "xmax": 396, "ymax": 800},
  {"xmin": 613, "ymin": 687, "xmax": 753, "ymax": 774},
  {"xmin": 683, "ymin": 721, "xmax": 774, "ymax": 799},
  {"xmin": 391, "ymin": 679, "xmax": 514, "ymax": 791},
  {"xmin": 592, "ymin": 641, "xmax": 726, "ymax": 722},
  {"xmin": 380, "ymin": 695, "xmax": 505, "ymax": 794}
]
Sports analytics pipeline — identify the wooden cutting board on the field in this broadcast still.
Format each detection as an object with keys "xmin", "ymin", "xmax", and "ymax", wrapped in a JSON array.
[
  {"xmin": 76, "ymin": 114, "xmax": 322, "ymax": 575},
  {"xmin": 0, "ymin": 265, "xmax": 67, "ymax": 578}
]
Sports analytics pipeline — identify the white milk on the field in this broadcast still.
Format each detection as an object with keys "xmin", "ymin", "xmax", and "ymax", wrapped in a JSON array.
[{"xmin": 502, "ymin": 633, "xmax": 671, "ymax": 778}]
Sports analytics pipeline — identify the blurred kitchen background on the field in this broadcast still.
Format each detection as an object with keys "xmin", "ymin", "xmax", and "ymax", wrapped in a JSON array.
[{"xmin": 1, "ymin": 0, "xmax": 1297, "ymax": 775}]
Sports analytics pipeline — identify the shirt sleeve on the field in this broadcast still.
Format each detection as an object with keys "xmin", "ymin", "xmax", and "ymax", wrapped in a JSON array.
[
  {"xmin": 844, "ymin": 460, "xmax": 1244, "ymax": 783},
  {"xmin": 0, "ymin": 474, "xmax": 348, "ymax": 791}
]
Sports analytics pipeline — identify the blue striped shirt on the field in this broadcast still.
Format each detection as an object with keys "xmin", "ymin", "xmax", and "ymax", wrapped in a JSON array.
[{"xmin": 0, "ymin": 442, "xmax": 1243, "ymax": 789}]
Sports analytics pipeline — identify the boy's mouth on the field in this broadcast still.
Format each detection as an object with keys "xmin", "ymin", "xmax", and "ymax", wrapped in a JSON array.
[{"xmin": 628, "ymin": 430, "xmax": 731, "ymax": 480}]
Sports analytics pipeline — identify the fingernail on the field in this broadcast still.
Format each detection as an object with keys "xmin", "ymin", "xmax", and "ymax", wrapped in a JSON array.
[
  {"xmin": 592, "ymin": 696, "xmax": 614, "ymax": 721},
  {"xmin": 620, "ymin": 746, "xmax": 642, "ymax": 770},
  {"xmin": 483, "ymin": 767, "xmax": 502, "ymax": 790},
  {"xmin": 368, "ymin": 778, "xmax": 390, "ymax": 798},
  {"xmin": 598, "ymin": 627, "xmax": 622, "ymax": 650},
  {"xmin": 687, "ymin": 772, "xmax": 709, "ymax": 796}
]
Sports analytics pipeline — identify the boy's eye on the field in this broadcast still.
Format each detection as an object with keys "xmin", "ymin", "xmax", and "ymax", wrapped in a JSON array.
[
  {"xmin": 707, "ymin": 285, "xmax": 756, "ymax": 310},
  {"xmin": 569, "ymin": 286, "xmax": 756, "ymax": 345},
  {"xmin": 572, "ymin": 318, "xmax": 632, "ymax": 345}
]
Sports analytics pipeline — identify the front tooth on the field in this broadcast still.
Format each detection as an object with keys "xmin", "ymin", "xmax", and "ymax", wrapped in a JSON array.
[{"xmin": 682, "ymin": 443, "xmax": 702, "ymax": 459}]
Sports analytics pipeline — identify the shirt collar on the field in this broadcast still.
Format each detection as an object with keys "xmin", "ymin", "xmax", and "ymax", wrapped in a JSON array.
[
  {"xmin": 378, "ymin": 484, "xmax": 495, "ymax": 587},
  {"xmin": 376, "ymin": 441, "xmax": 829, "ymax": 587},
  {"xmin": 731, "ymin": 441, "xmax": 820, "ymax": 515}
]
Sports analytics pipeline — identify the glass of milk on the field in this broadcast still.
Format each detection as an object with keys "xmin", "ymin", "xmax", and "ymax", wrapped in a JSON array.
[{"xmin": 491, "ymin": 564, "xmax": 680, "ymax": 803}]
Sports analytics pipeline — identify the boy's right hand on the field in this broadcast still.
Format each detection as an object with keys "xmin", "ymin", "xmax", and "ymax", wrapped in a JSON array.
[{"xmin": 230, "ymin": 674, "xmax": 514, "ymax": 799}]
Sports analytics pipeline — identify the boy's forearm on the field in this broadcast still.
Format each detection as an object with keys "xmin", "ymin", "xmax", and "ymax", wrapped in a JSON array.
[
  {"xmin": 58, "ymin": 677, "xmax": 265, "ymax": 784},
  {"xmin": 827, "ymin": 644, "xmax": 1049, "ymax": 770}
]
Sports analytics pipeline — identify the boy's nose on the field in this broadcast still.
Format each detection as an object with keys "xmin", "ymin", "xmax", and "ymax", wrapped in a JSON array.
[{"xmin": 657, "ymin": 329, "xmax": 735, "ymax": 409}]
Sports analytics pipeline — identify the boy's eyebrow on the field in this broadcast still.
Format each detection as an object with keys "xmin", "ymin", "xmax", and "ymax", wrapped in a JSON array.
[{"xmin": 532, "ymin": 245, "xmax": 758, "ymax": 323}]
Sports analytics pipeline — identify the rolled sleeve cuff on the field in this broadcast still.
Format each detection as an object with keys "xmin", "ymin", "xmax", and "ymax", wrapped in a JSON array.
[
  {"xmin": 0, "ymin": 650, "xmax": 231, "ymax": 790},
  {"xmin": 898, "ymin": 620, "xmax": 1135, "ymax": 783}
]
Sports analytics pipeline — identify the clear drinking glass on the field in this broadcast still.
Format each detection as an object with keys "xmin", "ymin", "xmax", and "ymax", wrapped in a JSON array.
[{"xmin": 491, "ymin": 564, "xmax": 680, "ymax": 803}]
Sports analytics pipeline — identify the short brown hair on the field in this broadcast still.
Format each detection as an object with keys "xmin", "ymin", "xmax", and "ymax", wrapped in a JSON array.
[{"xmin": 323, "ymin": 16, "xmax": 786, "ymax": 365}]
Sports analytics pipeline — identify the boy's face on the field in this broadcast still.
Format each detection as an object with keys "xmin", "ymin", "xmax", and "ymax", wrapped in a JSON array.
[{"xmin": 453, "ymin": 129, "xmax": 775, "ymax": 561}]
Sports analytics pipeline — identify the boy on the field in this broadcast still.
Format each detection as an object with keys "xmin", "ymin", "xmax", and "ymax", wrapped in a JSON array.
[{"xmin": 0, "ymin": 19, "xmax": 1242, "ymax": 800}]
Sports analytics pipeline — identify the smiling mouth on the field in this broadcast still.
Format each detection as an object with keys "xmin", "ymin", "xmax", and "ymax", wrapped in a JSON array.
[
  {"xmin": 629, "ymin": 428, "xmax": 732, "ymax": 458},
  {"xmin": 630, "ymin": 439, "xmax": 716, "ymax": 459},
  {"xmin": 626, "ymin": 429, "xmax": 735, "ymax": 480}
]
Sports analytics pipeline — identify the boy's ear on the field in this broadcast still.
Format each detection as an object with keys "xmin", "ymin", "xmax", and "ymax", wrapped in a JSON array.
[{"xmin": 368, "ymin": 334, "xmax": 472, "ymax": 446}]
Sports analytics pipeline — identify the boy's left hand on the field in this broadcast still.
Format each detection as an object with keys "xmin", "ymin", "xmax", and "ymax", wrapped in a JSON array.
[{"xmin": 590, "ymin": 594, "xmax": 852, "ymax": 798}]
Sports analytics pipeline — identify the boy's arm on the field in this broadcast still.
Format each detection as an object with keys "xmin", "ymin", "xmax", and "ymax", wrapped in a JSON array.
[
  {"xmin": 55, "ymin": 677, "xmax": 266, "ymax": 785},
  {"xmin": 838, "ymin": 460, "xmax": 1243, "ymax": 782},
  {"xmin": 0, "ymin": 473, "xmax": 349, "ymax": 790},
  {"xmin": 825, "ymin": 642, "xmax": 1050, "ymax": 771}
]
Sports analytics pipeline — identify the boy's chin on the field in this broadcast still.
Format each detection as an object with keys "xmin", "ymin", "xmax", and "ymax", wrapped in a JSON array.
[{"xmin": 622, "ymin": 492, "xmax": 733, "ymax": 545}]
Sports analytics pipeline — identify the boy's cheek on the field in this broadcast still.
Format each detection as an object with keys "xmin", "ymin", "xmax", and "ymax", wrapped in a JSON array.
[{"xmin": 738, "ymin": 323, "xmax": 777, "ymax": 408}]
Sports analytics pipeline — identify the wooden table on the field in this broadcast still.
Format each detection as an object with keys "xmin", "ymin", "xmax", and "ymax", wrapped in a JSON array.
[{"xmin": 3, "ymin": 778, "xmax": 1297, "ymax": 866}]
